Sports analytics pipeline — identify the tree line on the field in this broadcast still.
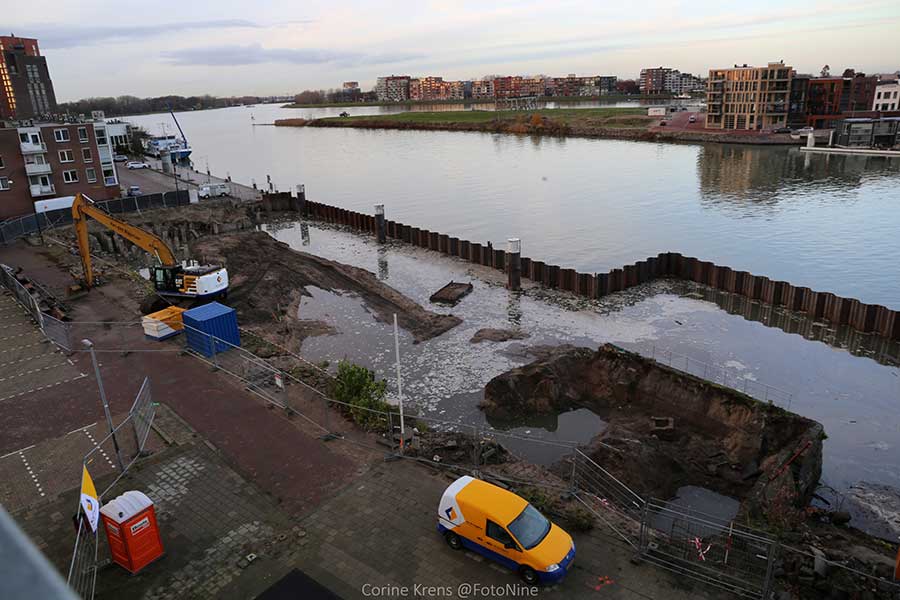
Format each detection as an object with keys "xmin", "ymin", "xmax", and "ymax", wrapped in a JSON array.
[{"xmin": 57, "ymin": 95, "xmax": 277, "ymax": 117}]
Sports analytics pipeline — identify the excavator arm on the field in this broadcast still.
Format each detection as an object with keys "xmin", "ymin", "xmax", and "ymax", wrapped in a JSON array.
[{"xmin": 71, "ymin": 193, "xmax": 178, "ymax": 288}]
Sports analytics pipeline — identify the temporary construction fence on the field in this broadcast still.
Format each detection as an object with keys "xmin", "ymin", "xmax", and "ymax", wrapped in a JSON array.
[
  {"xmin": 0, "ymin": 263, "xmax": 73, "ymax": 352},
  {"xmin": 67, "ymin": 377, "xmax": 157, "ymax": 600},
  {"xmin": 638, "ymin": 500, "xmax": 778, "ymax": 600},
  {"xmin": 0, "ymin": 190, "xmax": 190, "ymax": 246},
  {"xmin": 636, "ymin": 342, "xmax": 794, "ymax": 409}
]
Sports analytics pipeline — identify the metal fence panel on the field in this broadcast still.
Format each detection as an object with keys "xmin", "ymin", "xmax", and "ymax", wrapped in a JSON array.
[
  {"xmin": 130, "ymin": 377, "xmax": 155, "ymax": 452},
  {"xmin": 66, "ymin": 519, "xmax": 98, "ymax": 600},
  {"xmin": 638, "ymin": 500, "xmax": 776, "ymax": 600},
  {"xmin": 41, "ymin": 313, "xmax": 73, "ymax": 352}
]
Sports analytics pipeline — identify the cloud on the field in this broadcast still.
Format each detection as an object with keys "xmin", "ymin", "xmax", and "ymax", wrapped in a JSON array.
[
  {"xmin": 19, "ymin": 20, "xmax": 271, "ymax": 49},
  {"xmin": 161, "ymin": 43, "xmax": 423, "ymax": 67}
]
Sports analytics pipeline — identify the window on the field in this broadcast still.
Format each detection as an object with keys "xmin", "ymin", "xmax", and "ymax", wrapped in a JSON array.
[
  {"xmin": 78, "ymin": 127, "xmax": 89, "ymax": 143},
  {"xmin": 507, "ymin": 505, "xmax": 551, "ymax": 550},
  {"xmin": 0, "ymin": 155, "xmax": 4, "ymax": 169},
  {"xmin": 0, "ymin": 176, "xmax": 9, "ymax": 190},
  {"xmin": 58, "ymin": 150, "xmax": 74, "ymax": 163},
  {"xmin": 63, "ymin": 169, "xmax": 79, "ymax": 183},
  {"xmin": 95, "ymin": 127, "xmax": 107, "ymax": 146},
  {"xmin": 82, "ymin": 148, "xmax": 93, "ymax": 162},
  {"xmin": 485, "ymin": 520, "xmax": 515, "ymax": 547},
  {"xmin": 54, "ymin": 128, "xmax": 70, "ymax": 142},
  {"xmin": 19, "ymin": 132, "xmax": 28, "ymax": 143},
  {"xmin": 86, "ymin": 168, "xmax": 97, "ymax": 183}
]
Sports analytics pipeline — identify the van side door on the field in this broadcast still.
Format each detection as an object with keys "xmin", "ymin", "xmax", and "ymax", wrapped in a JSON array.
[{"xmin": 483, "ymin": 519, "xmax": 521, "ymax": 571}]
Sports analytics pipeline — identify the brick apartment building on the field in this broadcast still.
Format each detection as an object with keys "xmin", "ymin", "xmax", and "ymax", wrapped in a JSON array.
[
  {"xmin": 0, "ymin": 121, "xmax": 119, "ymax": 219},
  {"xmin": 706, "ymin": 62, "xmax": 792, "ymax": 130},
  {"xmin": 639, "ymin": 67, "xmax": 671, "ymax": 94},
  {"xmin": 471, "ymin": 79, "xmax": 494, "ymax": 99},
  {"xmin": 0, "ymin": 35, "xmax": 57, "ymax": 120}
]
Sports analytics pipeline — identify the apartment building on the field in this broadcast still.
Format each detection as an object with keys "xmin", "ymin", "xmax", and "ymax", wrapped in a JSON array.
[
  {"xmin": 408, "ymin": 78, "xmax": 422, "ymax": 101},
  {"xmin": 0, "ymin": 35, "xmax": 58, "ymax": 120},
  {"xmin": 873, "ymin": 82, "xmax": 900, "ymax": 111},
  {"xmin": 420, "ymin": 76, "xmax": 447, "ymax": 100},
  {"xmin": 787, "ymin": 75, "xmax": 811, "ymax": 128},
  {"xmin": 706, "ymin": 62, "xmax": 792, "ymax": 130},
  {"xmin": 471, "ymin": 79, "xmax": 494, "ymax": 99},
  {"xmin": 0, "ymin": 121, "xmax": 118, "ymax": 219},
  {"xmin": 375, "ymin": 76, "xmax": 411, "ymax": 102},
  {"xmin": 597, "ymin": 76, "xmax": 617, "ymax": 95},
  {"xmin": 639, "ymin": 67, "xmax": 671, "ymax": 94},
  {"xmin": 447, "ymin": 81, "xmax": 467, "ymax": 100}
]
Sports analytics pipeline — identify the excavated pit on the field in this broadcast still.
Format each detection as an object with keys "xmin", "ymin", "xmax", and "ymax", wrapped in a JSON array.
[{"xmin": 481, "ymin": 343, "xmax": 824, "ymax": 519}]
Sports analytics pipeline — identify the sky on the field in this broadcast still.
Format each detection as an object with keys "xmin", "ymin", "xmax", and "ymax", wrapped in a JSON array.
[{"xmin": 6, "ymin": 0, "xmax": 900, "ymax": 101}]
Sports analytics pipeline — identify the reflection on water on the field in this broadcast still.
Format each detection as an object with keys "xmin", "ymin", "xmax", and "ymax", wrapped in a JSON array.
[
  {"xmin": 486, "ymin": 408, "xmax": 608, "ymax": 466},
  {"xmin": 652, "ymin": 486, "xmax": 741, "ymax": 536},
  {"xmin": 689, "ymin": 286, "xmax": 900, "ymax": 367},
  {"xmin": 126, "ymin": 104, "xmax": 900, "ymax": 307},
  {"xmin": 698, "ymin": 144, "xmax": 900, "ymax": 206}
]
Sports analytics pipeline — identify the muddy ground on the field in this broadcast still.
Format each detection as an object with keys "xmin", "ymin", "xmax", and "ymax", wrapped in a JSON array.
[{"xmin": 192, "ymin": 230, "xmax": 461, "ymax": 347}]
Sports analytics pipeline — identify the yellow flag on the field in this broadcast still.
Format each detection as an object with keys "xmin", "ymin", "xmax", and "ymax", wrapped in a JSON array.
[{"xmin": 80, "ymin": 465, "xmax": 99, "ymax": 533}]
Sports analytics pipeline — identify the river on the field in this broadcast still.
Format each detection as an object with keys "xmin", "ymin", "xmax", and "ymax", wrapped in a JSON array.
[{"xmin": 126, "ymin": 103, "xmax": 900, "ymax": 308}]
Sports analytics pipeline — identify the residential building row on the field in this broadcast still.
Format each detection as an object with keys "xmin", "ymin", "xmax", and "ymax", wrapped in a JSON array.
[
  {"xmin": 0, "ymin": 119, "xmax": 121, "ymax": 219},
  {"xmin": 639, "ymin": 67, "xmax": 706, "ymax": 95},
  {"xmin": 706, "ymin": 62, "xmax": 900, "ymax": 131},
  {"xmin": 373, "ymin": 73, "xmax": 621, "ymax": 102}
]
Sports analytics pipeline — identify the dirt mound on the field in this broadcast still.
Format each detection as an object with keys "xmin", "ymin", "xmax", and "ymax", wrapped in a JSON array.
[
  {"xmin": 469, "ymin": 328, "xmax": 530, "ymax": 344},
  {"xmin": 191, "ymin": 231, "xmax": 461, "ymax": 344}
]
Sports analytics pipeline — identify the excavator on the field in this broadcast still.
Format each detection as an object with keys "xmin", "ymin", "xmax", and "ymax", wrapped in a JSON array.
[{"xmin": 72, "ymin": 193, "xmax": 228, "ymax": 303}]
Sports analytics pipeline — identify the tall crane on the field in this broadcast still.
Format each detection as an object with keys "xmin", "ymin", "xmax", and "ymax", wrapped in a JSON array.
[{"xmin": 72, "ymin": 193, "xmax": 228, "ymax": 300}]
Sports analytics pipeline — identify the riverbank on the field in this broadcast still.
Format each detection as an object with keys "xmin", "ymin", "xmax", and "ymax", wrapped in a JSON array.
[
  {"xmin": 275, "ymin": 107, "xmax": 799, "ymax": 145},
  {"xmin": 280, "ymin": 93, "xmax": 683, "ymax": 109}
]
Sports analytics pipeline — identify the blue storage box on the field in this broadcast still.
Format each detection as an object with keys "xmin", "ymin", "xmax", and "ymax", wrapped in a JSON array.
[{"xmin": 182, "ymin": 302, "xmax": 240, "ymax": 357}]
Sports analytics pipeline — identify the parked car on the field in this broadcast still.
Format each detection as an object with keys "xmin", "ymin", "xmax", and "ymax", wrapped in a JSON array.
[
  {"xmin": 113, "ymin": 154, "xmax": 128, "ymax": 162},
  {"xmin": 125, "ymin": 161, "xmax": 150, "ymax": 170},
  {"xmin": 773, "ymin": 127, "xmax": 792, "ymax": 134},
  {"xmin": 126, "ymin": 185, "xmax": 141, "ymax": 197},
  {"xmin": 198, "ymin": 183, "xmax": 230, "ymax": 198},
  {"xmin": 688, "ymin": 115, "xmax": 697, "ymax": 123},
  {"xmin": 438, "ymin": 475, "xmax": 575, "ymax": 585}
]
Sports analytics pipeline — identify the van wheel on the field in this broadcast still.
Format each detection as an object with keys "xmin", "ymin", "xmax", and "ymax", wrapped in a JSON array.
[
  {"xmin": 444, "ymin": 531, "xmax": 462, "ymax": 550},
  {"xmin": 519, "ymin": 566, "xmax": 539, "ymax": 586}
]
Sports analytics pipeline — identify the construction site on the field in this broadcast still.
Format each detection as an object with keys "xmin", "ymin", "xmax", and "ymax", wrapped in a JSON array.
[{"xmin": 1, "ymin": 177, "xmax": 899, "ymax": 600}]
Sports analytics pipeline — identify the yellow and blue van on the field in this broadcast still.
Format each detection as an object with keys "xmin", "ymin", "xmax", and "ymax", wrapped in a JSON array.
[{"xmin": 437, "ymin": 475, "xmax": 575, "ymax": 585}]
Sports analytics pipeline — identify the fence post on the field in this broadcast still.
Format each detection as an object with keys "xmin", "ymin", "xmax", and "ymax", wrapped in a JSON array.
[
  {"xmin": 569, "ymin": 455, "xmax": 578, "ymax": 494},
  {"xmin": 209, "ymin": 332, "xmax": 218, "ymax": 370}
]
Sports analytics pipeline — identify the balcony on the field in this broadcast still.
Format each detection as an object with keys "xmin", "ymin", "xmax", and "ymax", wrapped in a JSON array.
[
  {"xmin": 20, "ymin": 141, "xmax": 47, "ymax": 154},
  {"xmin": 25, "ymin": 163, "xmax": 52, "ymax": 176},
  {"xmin": 29, "ymin": 184, "xmax": 56, "ymax": 197}
]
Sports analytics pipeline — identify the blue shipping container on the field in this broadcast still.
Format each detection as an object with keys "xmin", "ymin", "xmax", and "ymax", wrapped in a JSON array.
[{"xmin": 182, "ymin": 302, "xmax": 240, "ymax": 357}]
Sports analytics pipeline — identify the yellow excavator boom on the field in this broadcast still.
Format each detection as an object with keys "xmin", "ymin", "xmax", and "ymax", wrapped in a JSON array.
[{"xmin": 71, "ymin": 193, "xmax": 178, "ymax": 288}]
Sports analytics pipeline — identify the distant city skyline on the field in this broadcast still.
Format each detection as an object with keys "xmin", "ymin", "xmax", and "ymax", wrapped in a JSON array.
[{"xmin": 6, "ymin": 0, "xmax": 900, "ymax": 102}]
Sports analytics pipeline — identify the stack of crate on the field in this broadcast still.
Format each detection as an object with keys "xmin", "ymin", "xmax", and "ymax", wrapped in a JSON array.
[{"xmin": 142, "ymin": 306, "xmax": 186, "ymax": 340}]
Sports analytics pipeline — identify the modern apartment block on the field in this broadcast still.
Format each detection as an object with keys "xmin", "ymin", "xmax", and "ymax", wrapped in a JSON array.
[
  {"xmin": 0, "ymin": 35, "xmax": 57, "ymax": 120},
  {"xmin": 471, "ymin": 79, "xmax": 494, "ymax": 99},
  {"xmin": 0, "ymin": 121, "xmax": 119, "ymax": 219},
  {"xmin": 706, "ymin": 62, "xmax": 792, "ymax": 130},
  {"xmin": 639, "ymin": 67, "xmax": 671, "ymax": 94},
  {"xmin": 375, "ymin": 76, "xmax": 410, "ymax": 102},
  {"xmin": 873, "ymin": 82, "xmax": 900, "ymax": 111}
]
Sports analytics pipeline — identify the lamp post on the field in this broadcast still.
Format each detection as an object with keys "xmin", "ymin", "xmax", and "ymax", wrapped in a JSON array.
[{"xmin": 82, "ymin": 339, "xmax": 125, "ymax": 470}]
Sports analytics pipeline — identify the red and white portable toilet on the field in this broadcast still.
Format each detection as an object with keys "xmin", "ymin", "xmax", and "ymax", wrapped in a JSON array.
[{"xmin": 100, "ymin": 490, "xmax": 164, "ymax": 574}]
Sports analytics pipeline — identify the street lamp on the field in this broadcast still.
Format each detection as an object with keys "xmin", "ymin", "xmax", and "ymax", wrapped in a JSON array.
[{"xmin": 82, "ymin": 339, "xmax": 125, "ymax": 470}]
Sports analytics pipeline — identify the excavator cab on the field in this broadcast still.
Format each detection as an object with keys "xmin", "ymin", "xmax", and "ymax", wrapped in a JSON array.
[{"xmin": 151, "ymin": 265, "xmax": 181, "ymax": 294}]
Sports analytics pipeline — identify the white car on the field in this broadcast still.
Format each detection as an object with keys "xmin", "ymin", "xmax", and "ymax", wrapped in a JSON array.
[
  {"xmin": 126, "ymin": 161, "xmax": 150, "ymax": 170},
  {"xmin": 113, "ymin": 154, "xmax": 128, "ymax": 162},
  {"xmin": 199, "ymin": 183, "xmax": 230, "ymax": 198}
]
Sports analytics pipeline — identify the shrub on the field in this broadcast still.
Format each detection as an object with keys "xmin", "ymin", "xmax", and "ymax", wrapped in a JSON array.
[{"xmin": 329, "ymin": 361, "xmax": 390, "ymax": 429}]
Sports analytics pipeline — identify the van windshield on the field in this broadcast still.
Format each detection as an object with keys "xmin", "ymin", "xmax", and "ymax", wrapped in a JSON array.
[{"xmin": 508, "ymin": 504, "xmax": 551, "ymax": 550}]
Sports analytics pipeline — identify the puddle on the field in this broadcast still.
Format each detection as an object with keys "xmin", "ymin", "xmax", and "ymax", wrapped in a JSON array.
[
  {"xmin": 487, "ymin": 408, "xmax": 608, "ymax": 466},
  {"xmin": 651, "ymin": 486, "xmax": 741, "ymax": 537}
]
